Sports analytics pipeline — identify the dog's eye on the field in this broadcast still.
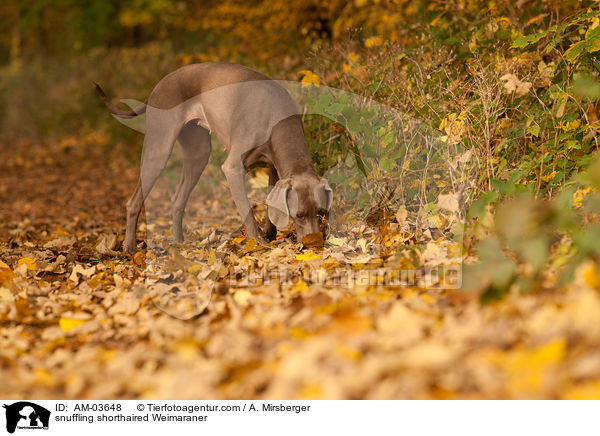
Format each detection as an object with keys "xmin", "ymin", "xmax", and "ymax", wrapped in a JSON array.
[{"xmin": 296, "ymin": 213, "xmax": 306, "ymax": 220}]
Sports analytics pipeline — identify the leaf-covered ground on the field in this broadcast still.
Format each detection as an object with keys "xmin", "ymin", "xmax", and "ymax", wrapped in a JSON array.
[{"xmin": 2, "ymin": 138, "xmax": 600, "ymax": 399}]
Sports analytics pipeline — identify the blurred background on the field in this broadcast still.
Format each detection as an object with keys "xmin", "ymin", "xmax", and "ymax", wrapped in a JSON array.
[{"xmin": 1, "ymin": 0, "xmax": 596, "ymax": 173}]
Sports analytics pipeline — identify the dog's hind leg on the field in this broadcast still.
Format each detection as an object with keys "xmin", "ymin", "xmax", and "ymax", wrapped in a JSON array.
[
  {"xmin": 124, "ymin": 114, "xmax": 181, "ymax": 253},
  {"xmin": 172, "ymin": 122, "xmax": 212, "ymax": 243}
]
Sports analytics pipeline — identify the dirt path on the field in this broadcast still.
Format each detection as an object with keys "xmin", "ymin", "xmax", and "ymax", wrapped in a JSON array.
[{"xmin": 1, "ymin": 138, "xmax": 600, "ymax": 399}]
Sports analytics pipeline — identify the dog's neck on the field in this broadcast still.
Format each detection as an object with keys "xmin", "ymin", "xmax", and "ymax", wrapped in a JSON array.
[{"xmin": 269, "ymin": 115, "xmax": 318, "ymax": 179}]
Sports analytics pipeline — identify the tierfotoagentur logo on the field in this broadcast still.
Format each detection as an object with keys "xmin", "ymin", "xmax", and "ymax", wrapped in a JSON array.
[{"xmin": 3, "ymin": 402, "xmax": 50, "ymax": 434}]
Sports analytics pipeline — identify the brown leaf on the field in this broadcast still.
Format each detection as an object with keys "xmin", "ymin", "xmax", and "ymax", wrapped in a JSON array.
[{"xmin": 301, "ymin": 232, "xmax": 324, "ymax": 249}]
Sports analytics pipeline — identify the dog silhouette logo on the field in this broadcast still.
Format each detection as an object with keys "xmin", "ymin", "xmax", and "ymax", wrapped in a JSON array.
[{"xmin": 3, "ymin": 402, "xmax": 50, "ymax": 433}]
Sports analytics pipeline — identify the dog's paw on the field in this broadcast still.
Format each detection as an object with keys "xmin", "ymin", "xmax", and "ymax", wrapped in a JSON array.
[
  {"xmin": 123, "ymin": 241, "xmax": 137, "ymax": 253},
  {"xmin": 173, "ymin": 235, "xmax": 184, "ymax": 243},
  {"xmin": 246, "ymin": 233, "xmax": 267, "ymax": 245},
  {"xmin": 245, "ymin": 225, "xmax": 267, "ymax": 244}
]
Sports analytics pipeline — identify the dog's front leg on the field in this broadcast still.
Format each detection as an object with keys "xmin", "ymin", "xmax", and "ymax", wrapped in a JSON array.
[
  {"xmin": 221, "ymin": 157, "xmax": 265, "ymax": 243},
  {"xmin": 263, "ymin": 165, "xmax": 279, "ymax": 240}
]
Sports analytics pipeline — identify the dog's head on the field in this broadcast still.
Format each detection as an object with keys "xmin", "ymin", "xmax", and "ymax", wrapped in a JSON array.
[{"xmin": 267, "ymin": 174, "xmax": 332, "ymax": 241}]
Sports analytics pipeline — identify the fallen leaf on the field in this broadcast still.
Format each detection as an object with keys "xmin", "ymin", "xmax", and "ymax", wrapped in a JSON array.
[
  {"xmin": 96, "ymin": 234, "xmax": 119, "ymax": 255},
  {"xmin": 233, "ymin": 289, "xmax": 252, "ymax": 306},
  {"xmin": 296, "ymin": 252, "xmax": 322, "ymax": 261},
  {"xmin": 328, "ymin": 236, "xmax": 347, "ymax": 246},
  {"xmin": 17, "ymin": 257, "xmax": 37, "ymax": 271},
  {"xmin": 294, "ymin": 279, "xmax": 309, "ymax": 292},
  {"xmin": 69, "ymin": 264, "xmax": 96, "ymax": 282},
  {"xmin": 245, "ymin": 238, "xmax": 264, "ymax": 252},
  {"xmin": 301, "ymin": 232, "xmax": 324, "ymax": 249},
  {"xmin": 59, "ymin": 318, "xmax": 87, "ymax": 332},
  {"xmin": 0, "ymin": 286, "xmax": 15, "ymax": 303},
  {"xmin": 107, "ymin": 293, "xmax": 140, "ymax": 315},
  {"xmin": 44, "ymin": 235, "xmax": 76, "ymax": 249}
]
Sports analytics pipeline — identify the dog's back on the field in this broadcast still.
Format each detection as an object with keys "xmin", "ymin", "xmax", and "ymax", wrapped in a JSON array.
[{"xmin": 147, "ymin": 62, "xmax": 271, "ymax": 110}]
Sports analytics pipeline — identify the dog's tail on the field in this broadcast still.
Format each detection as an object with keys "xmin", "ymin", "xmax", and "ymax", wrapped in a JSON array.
[{"xmin": 93, "ymin": 82, "xmax": 146, "ymax": 118}]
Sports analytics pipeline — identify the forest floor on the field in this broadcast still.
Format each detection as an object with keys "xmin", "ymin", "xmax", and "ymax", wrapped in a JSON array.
[{"xmin": 1, "ymin": 137, "xmax": 600, "ymax": 399}]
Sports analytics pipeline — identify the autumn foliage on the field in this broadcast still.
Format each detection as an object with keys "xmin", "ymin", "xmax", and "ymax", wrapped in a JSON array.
[{"xmin": 2, "ymin": 0, "xmax": 600, "ymax": 399}]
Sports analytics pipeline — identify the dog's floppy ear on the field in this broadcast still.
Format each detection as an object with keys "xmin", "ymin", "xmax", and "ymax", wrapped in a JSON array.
[
  {"xmin": 320, "ymin": 178, "xmax": 333, "ymax": 210},
  {"xmin": 267, "ymin": 179, "xmax": 292, "ymax": 229}
]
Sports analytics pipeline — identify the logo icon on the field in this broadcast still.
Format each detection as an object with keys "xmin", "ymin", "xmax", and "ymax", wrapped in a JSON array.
[{"xmin": 3, "ymin": 402, "xmax": 50, "ymax": 434}]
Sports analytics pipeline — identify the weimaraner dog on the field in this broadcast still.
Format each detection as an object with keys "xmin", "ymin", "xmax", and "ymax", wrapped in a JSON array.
[{"xmin": 95, "ymin": 62, "xmax": 332, "ymax": 252}]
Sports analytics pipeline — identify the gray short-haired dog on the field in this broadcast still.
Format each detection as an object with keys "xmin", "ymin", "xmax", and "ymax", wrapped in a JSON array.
[{"xmin": 95, "ymin": 62, "xmax": 332, "ymax": 252}]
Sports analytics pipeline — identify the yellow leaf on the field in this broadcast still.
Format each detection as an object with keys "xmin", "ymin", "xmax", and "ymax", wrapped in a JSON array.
[
  {"xmin": 563, "ymin": 380, "xmax": 600, "ymax": 400},
  {"xmin": 187, "ymin": 264, "xmax": 204, "ymax": 274},
  {"xmin": 53, "ymin": 224, "xmax": 70, "ymax": 236},
  {"xmin": 296, "ymin": 252, "xmax": 322, "ymax": 261},
  {"xmin": 420, "ymin": 293, "xmax": 436, "ymax": 305},
  {"xmin": 245, "ymin": 238, "xmax": 263, "ymax": 252},
  {"xmin": 101, "ymin": 349, "xmax": 117, "ymax": 362},
  {"xmin": 294, "ymin": 279, "xmax": 309, "ymax": 292},
  {"xmin": 573, "ymin": 187, "xmax": 592, "ymax": 208},
  {"xmin": 525, "ymin": 13, "xmax": 548, "ymax": 27},
  {"xmin": 180, "ymin": 54, "xmax": 193, "ymax": 65},
  {"xmin": 87, "ymin": 272, "xmax": 104, "ymax": 289},
  {"xmin": 321, "ymin": 257, "xmax": 339, "ymax": 270},
  {"xmin": 233, "ymin": 289, "xmax": 252, "ymax": 306},
  {"xmin": 426, "ymin": 215, "xmax": 443, "ymax": 228},
  {"xmin": 207, "ymin": 247, "xmax": 217, "ymax": 265},
  {"xmin": 59, "ymin": 318, "xmax": 86, "ymax": 332},
  {"xmin": 526, "ymin": 339, "xmax": 566, "ymax": 365},
  {"xmin": 34, "ymin": 368, "xmax": 56, "ymax": 387},
  {"xmin": 575, "ymin": 259, "xmax": 600, "ymax": 289},
  {"xmin": 290, "ymin": 326, "xmax": 310, "ymax": 339},
  {"xmin": 173, "ymin": 339, "xmax": 199, "ymax": 361},
  {"xmin": 330, "ymin": 314, "xmax": 373, "ymax": 334},
  {"xmin": 0, "ymin": 266, "xmax": 15, "ymax": 286},
  {"xmin": 297, "ymin": 70, "xmax": 320, "ymax": 88},
  {"xmin": 299, "ymin": 383, "xmax": 321, "ymax": 400},
  {"xmin": 429, "ymin": 16, "xmax": 443, "ymax": 27},
  {"xmin": 249, "ymin": 168, "xmax": 269, "ymax": 189},
  {"xmin": 484, "ymin": 339, "xmax": 567, "ymax": 396},
  {"xmin": 364, "ymin": 36, "xmax": 383, "ymax": 48},
  {"xmin": 132, "ymin": 250, "xmax": 146, "ymax": 267},
  {"xmin": 17, "ymin": 257, "xmax": 37, "ymax": 271},
  {"xmin": 496, "ymin": 16, "xmax": 512, "ymax": 28},
  {"xmin": 346, "ymin": 52, "xmax": 359, "ymax": 64}
]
